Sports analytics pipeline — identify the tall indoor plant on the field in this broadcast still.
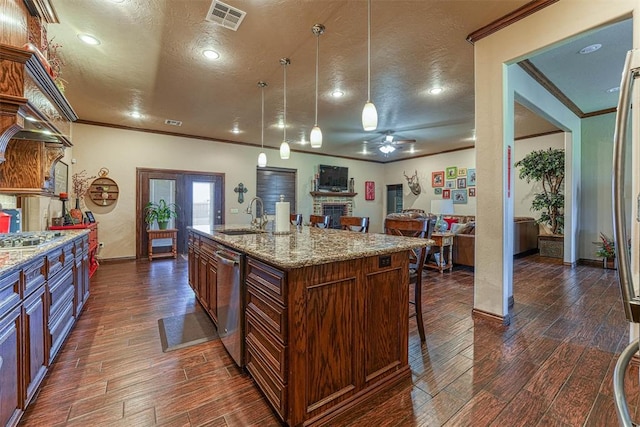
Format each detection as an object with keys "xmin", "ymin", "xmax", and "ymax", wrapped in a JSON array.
[
  {"xmin": 514, "ymin": 147, "xmax": 565, "ymax": 235},
  {"xmin": 144, "ymin": 199, "xmax": 178, "ymax": 230}
]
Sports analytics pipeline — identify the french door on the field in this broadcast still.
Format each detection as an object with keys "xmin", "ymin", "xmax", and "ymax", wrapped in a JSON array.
[{"xmin": 137, "ymin": 168, "xmax": 224, "ymax": 259}]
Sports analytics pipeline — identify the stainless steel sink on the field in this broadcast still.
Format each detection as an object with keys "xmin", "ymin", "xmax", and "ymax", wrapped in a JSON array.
[{"xmin": 218, "ymin": 229, "xmax": 263, "ymax": 236}]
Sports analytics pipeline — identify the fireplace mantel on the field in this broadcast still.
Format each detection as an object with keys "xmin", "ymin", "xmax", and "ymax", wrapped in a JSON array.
[{"xmin": 310, "ymin": 192, "xmax": 357, "ymax": 197}]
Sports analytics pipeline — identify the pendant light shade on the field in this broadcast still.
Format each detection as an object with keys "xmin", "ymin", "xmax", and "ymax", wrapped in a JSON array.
[
  {"xmin": 310, "ymin": 24, "xmax": 325, "ymax": 149},
  {"xmin": 362, "ymin": 0, "xmax": 378, "ymax": 131},
  {"xmin": 257, "ymin": 81, "xmax": 268, "ymax": 167},
  {"xmin": 280, "ymin": 58, "xmax": 291, "ymax": 160}
]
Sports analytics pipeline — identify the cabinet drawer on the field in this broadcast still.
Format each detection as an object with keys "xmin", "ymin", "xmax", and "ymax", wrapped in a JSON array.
[
  {"xmin": 246, "ymin": 258, "xmax": 286, "ymax": 304},
  {"xmin": 47, "ymin": 243, "xmax": 74, "ymax": 278},
  {"xmin": 246, "ymin": 346, "xmax": 287, "ymax": 421},
  {"xmin": 246, "ymin": 285, "xmax": 286, "ymax": 343},
  {"xmin": 48, "ymin": 267, "xmax": 74, "ymax": 320},
  {"xmin": 0, "ymin": 270, "xmax": 20, "ymax": 318},
  {"xmin": 23, "ymin": 257, "xmax": 46, "ymax": 298},
  {"xmin": 48, "ymin": 298, "xmax": 74, "ymax": 363},
  {"xmin": 246, "ymin": 314, "xmax": 287, "ymax": 381}
]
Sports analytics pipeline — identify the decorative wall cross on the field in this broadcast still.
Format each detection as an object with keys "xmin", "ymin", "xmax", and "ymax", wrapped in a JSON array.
[{"xmin": 234, "ymin": 183, "xmax": 248, "ymax": 203}]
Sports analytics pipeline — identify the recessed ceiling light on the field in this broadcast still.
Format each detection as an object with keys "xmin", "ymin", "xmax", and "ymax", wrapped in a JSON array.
[
  {"xmin": 231, "ymin": 127, "xmax": 240, "ymax": 134},
  {"xmin": 579, "ymin": 43, "xmax": 601, "ymax": 55},
  {"xmin": 130, "ymin": 112, "xmax": 142, "ymax": 118},
  {"xmin": 203, "ymin": 50, "xmax": 220, "ymax": 60},
  {"xmin": 331, "ymin": 90, "xmax": 344, "ymax": 98},
  {"xmin": 606, "ymin": 86, "xmax": 620, "ymax": 93},
  {"xmin": 428, "ymin": 87, "xmax": 444, "ymax": 95},
  {"xmin": 78, "ymin": 33, "xmax": 101, "ymax": 45}
]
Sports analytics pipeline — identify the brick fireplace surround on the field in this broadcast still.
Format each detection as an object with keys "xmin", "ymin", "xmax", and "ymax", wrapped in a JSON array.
[{"xmin": 311, "ymin": 193, "xmax": 355, "ymax": 229}]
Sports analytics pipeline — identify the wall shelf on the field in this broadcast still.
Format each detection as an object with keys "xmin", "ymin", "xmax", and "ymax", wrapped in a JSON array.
[
  {"xmin": 88, "ymin": 177, "xmax": 119, "ymax": 206},
  {"xmin": 310, "ymin": 192, "xmax": 357, "ymax": 197}
]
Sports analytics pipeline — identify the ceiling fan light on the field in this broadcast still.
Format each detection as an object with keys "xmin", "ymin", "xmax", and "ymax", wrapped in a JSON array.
[
  {"xmin": 310, "ymin": 126, "xmax": 322, "ymax": 148},
  {"xmin": 362, "ymin": 101, "xmax": 378, "ymax": 131},
  {"xmin": 280, "ymin": 141, "xmax": 290, "ymax": 159},
  {"xmin": 379, "ymin": 144, "xmax": 395, "ymax": 154},
  {"xmin": 258, "ymin": 152, "xmax": 267, "ymax": 167}
]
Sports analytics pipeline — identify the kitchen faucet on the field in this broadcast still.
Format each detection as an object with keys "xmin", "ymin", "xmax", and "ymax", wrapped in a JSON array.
[{"xmin": 246, "ymin": 197, "xmax": 268, "ymax": 230}]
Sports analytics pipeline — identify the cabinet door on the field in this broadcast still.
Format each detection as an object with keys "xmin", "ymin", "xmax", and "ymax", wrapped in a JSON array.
[
  {"xmin": 82, "ymin": 251, "xmax": 90, "ymax": 305},
  {"xmin": 23, "ymin": 286, "xmax": 47, "ymax": 406},
  {"xmin": 207, "ymin": 258, "xmax": 217, "ymax": 325},
  {"xmin": 198, "ymin": 254, "xmax": 209, "ymax": 310},
  {"xmin": 0, "ymin": 306, "xmax": 22, "ymax": 427}
]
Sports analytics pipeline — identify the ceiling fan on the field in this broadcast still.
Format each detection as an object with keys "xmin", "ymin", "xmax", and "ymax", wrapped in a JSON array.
[{"xmin": 376, "ymin": 132, "xmax": 416, "ymax": 154}]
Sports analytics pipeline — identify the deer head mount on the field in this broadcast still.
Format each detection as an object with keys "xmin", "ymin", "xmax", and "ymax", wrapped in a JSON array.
[{"xmin": 404, "ymin": 170, "xmax": 421, "ymax": 195}]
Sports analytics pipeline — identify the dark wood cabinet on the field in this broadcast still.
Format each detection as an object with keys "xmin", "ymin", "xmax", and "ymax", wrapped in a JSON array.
[
  {"xmin": 0, "ymin": 305, "xmax": 22, "ymax": 427},
  {"xmin": 206, "ymin": 254, "xmax": 218, "ymax": 325},
  {"xmin": 22, "ymin": 285, "xmax": 47, "ymax": 407},
  {"xmin": 188, "ymin": 233, "xmax": 219, "ymax": 327}
]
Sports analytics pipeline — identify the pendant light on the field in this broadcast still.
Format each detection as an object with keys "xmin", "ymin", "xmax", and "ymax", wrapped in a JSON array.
[
  {"xmin": 280, "ymin": 58, "xmax": 291, "ymax": 160},
  {"xmin": 310, "ymin": 24, "xmax": 325, "ymax": 148},
  {"xmin": 257, "ymin": 81, "xmax": 268, "ymax": 167},
  {"xmin": 362, "ymin": 0, "xmax": 378, "ymax": 131}
]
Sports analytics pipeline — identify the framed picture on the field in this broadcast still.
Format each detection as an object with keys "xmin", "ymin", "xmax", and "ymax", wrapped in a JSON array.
[
  {"xmin": 468, "ymin": 188, "xmax": 476, "ymax": 197},
  {"xmin": 452, "ymin": 189, "xmax": 468, "ymax": 204},
  {"xmin": 365, "ymin": 181, "xmax": 375, "ymax": 200},
  {"xmin": 458, "ymin": 167, "xmax": 467, "ymax": 177},
  {"xmin": 442, "ymin": 189, "xmax": 451, "ymax": 199},
  {"xmin": 85, "ymin": 211, "xmax": 96, "ymax": 223},
  {"xmin": 431, "ymin": 171, "xmax": 444, "ymax": 187},
  {"xmin": 445, "ymin": 166, "xmax": 457, "ymax": 180},
  {"xmin": 54, "ymin": 161, "xmax": 68, "ymax": 196},
  {"xmin": 445, "ymin": 180, "xmax": 455, "ymax": 189},
  {"xmin": 457, "ymin": 177, "xmax": 467, "ymax": 189},
  {"xmin": 467, "ymin": 168, "xmax": 476, "ymax": 186},
  {"xmin": 434, "ymin": 188, "xmax": 442, "ymax": 195}
]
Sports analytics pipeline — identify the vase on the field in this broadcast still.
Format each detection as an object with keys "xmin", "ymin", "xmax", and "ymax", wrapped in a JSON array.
[
  {"xmin": 70, "ymin": 198, "xmax": 83, "ymax": 224},
  {"xmin": 604, "ymin": 257, "xmax": 616, "ymax": 270}
]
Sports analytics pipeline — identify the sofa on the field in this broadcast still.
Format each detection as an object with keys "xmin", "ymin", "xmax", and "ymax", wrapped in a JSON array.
[{"xmin": 446, "ymin": 216, "xmax": 539, "ymax": 267}]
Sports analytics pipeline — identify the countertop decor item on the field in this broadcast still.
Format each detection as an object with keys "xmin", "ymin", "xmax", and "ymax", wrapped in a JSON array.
[{"xmin": 71, "ymin": 169, "xmax": 96, "ymax": 209}]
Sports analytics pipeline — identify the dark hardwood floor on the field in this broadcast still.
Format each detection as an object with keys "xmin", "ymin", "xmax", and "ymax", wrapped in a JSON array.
[{"xmin": 19, "ymin": 255, "xmax": 636, "ymax": 426}]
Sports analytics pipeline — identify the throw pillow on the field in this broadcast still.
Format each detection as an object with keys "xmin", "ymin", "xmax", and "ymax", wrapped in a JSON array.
[{"xmin": 450, "ymin": 222, "xmax": 467, "ymax": 235}]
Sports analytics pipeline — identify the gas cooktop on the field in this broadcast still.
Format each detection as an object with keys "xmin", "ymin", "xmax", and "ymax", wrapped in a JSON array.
[{"xmin": 0, "ymin": 232, "xmax": 64, "ymax": 250}]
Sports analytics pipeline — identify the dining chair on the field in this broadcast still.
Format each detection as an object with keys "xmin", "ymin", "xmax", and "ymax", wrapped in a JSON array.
[
  {"xmin": 339, "ymin": 216, "xmax": 370, "ymax": 233},
  {"xmin": 290, "ymin": 213, "xmax": 303, "ymax": 226},
  {"xmin": 384, "ymin": 217, "xmax": 434, "ymax": 342},
  {"xmin": 309, "ymin": 214, "xmax": 331, "ymax": 229}
]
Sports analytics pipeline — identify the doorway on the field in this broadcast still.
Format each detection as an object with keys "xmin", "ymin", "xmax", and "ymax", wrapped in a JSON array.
[
  {"xmin": 136, "ymin": 168, "xmax": 224, "ymax": 259},
  {"xmin": 386, "ymin": 184, "xmax": 403, "ymax": 215}
]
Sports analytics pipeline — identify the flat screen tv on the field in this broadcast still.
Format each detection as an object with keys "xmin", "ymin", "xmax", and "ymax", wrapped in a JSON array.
[{"xmin": 319, "ymin": 165, "xmax": 349, "ymax": 191}]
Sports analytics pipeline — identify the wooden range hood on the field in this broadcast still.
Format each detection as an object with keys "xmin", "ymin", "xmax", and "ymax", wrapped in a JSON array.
[{"xmin": 0, "ymin": 43, "xmax": 77, "ymax": 195}]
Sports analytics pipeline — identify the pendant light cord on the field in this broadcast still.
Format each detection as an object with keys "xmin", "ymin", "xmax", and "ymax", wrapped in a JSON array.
[
  {"xmin": 283, "ymin": 62, "xmax": 287, "ymax": 142},
  {"xmin": 367, "ymin": 0, "xmax": 371, "ymax": 103},
  {"xmin": 315, "ymin": 33, "xmax": 319, "ymax": 125},
  {"xmin": 261, "ymin": 84, "xmax": 265, "ymax": 149}
]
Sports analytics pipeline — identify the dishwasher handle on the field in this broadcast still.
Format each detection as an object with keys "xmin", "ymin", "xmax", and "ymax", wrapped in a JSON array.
[{"xmin": 215, "ymin": 251, "xmax": 240, "ymax": 266}]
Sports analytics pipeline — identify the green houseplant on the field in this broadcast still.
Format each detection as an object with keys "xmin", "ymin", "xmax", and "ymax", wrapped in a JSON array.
[
  {"xmin": 514, "ymin": 147, "xmax": 565, "ymax": 235},
  {"xmin": 144, "ymin": 199, "xmax": 178, "ymax": 230}
]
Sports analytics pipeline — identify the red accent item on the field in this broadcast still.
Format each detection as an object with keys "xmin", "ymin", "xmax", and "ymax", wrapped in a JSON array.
[
  {"xmin": 365, "ymin": 181, "xmax": 375, "ymax": 200},
  {"xmin": 443, "ymin": 217, "xmax": 459, "ymax": 230},
  {"xmin": 0, "ymin": 212, "xmax": 10, "ymax": 233},
  {"xmin": 49, "ymin": 223, "xmax": 99, "ymax": 277}
]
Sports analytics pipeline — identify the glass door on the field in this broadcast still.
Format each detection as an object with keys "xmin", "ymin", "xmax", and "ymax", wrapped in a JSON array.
[{"xmin": 181, "ymin": 174, "xmax": 224, "ymax": 253}]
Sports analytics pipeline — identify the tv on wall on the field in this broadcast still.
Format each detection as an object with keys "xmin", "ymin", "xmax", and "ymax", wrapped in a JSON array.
[{"xmin": 319, "ymin": 165, "xmax": 349, "ymax": 191}]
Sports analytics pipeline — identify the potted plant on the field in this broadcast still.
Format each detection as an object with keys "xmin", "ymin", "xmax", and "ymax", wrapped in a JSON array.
[
  {"xmin": 144, "ymin": 199, "xmax": 178, "ymax": 230},
  {"xmin": 593, "ymin": 232, "xmax": 616, "ymax": 269},
  {"xmin": 514, "ymin": 148, "xmax": 565, "ymax": 258}
]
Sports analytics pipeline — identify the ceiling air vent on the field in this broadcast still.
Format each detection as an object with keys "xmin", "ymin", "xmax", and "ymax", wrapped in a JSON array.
[
  {"xmin": 164, "ymin": 119, "xmax": 182, "ymax": 127},
  {"xmin": 205, "ymin": 0, "xmax": 246, "ymax": 31}
]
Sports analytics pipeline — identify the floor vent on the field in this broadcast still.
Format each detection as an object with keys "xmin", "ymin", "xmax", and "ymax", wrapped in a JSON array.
[
  {"xmin": 164, "ymin": 119, "xmax": 182, "ymax": 127},
  {"xmin": 205, "ymin": 0, "xmax": 246, "ymax": 31}
]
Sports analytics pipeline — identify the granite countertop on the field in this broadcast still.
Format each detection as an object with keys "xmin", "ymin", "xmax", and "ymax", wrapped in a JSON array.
[
  {"xmin": 190, "ymin": 225, "xmax": 433, "ymax": 270},
  {"xmin": 0, "ymin": 230, "xmax": 89, "ymax": 274}
]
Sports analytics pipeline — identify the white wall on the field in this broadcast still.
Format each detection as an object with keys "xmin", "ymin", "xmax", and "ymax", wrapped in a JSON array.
[{"xmin": 68, "ymin": 123, "xmax": 385, "ymax": 259}]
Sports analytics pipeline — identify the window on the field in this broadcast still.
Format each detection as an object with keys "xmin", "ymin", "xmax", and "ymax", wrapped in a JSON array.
[{"xmin": 256, "ymin": 167, "xmax": 297, "ymax": 215}]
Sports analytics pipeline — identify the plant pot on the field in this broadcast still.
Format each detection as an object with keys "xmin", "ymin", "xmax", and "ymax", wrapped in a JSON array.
[
  {"xmin": 158, "ymin": 221, "xmax": 169, "ymax": 230},
  {"xmin": 604, "ymin": 257, "xmax": 616, "ymax": 270},
  {"xmin": 538, "ymin": 234, "xmax": 563, "ymax": 259}
]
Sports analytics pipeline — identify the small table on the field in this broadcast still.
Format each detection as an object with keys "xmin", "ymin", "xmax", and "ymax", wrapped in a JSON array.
[
  {"xmin": 147, "ymin": 229, "xmax": 177, "ymax": 261},
  {"xmin": 425, "ymin": 232, "xmax": 454, "ymax": 273}
]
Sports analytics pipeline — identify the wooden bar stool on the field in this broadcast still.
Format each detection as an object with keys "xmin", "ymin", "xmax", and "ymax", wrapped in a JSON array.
[
  {"xmin": 384, "ymin": 217, "xmax": 433, "ymax": 342},
  {"xmin": 309, "ymin": 214, "xmax": 331, "ymax": 229},
  {"xmin": 339, "ymin": 216, "xmax": 369, "ymax": 233},
  {"xmin": 290, "ymin": 214, "xmax": 303, "ymax": 226}
]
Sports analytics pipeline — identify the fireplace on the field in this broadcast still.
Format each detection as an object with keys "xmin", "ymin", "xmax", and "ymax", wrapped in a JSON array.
[{"xmin": 311, "ymin": 192, "xmax": 355, "ymax": 229}]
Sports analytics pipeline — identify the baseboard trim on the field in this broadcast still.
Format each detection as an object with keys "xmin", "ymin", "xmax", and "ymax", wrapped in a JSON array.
[
  {"xmin": 472, "ymin": 308, "xmax": 511, "ymax": 326},
  {"xmin": 98, "ymin": 256, "xmax": 137, "ymax": 264}
]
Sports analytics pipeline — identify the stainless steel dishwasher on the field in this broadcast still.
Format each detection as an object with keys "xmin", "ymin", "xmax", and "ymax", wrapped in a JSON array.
[{"xmin": 215, "ymin": 247, "xmax": 245, "ymax": 367}]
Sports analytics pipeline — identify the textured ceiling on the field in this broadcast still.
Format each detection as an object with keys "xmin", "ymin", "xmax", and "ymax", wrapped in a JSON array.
[{"xmin": 45, "ymin": 1, "xmax": 629, "ymax": 163}]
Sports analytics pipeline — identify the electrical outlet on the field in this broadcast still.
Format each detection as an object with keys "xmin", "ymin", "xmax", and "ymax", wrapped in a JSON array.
[
  {"xmin": 230, "ymin": 208, "xmax": 239, "ymax": 214},
  {"xmin": 98, "ymin": 242, "xmax": 104, "ymax": 248}
]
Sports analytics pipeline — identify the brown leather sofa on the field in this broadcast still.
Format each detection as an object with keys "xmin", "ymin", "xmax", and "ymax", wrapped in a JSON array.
[{"xmin": 449, "ymin": 216, "xmax": 539, "ymax": 267}]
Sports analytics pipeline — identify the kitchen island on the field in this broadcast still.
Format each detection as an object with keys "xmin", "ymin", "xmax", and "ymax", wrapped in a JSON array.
[{"xmin": 188, "ymin": 225, "xmax": 431, "ymax": 427}]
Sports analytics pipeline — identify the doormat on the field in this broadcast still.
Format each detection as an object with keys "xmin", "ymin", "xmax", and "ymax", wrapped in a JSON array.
[{"xmin": 158, "ymin": 311, "xmax": 218, "ymax": 352}]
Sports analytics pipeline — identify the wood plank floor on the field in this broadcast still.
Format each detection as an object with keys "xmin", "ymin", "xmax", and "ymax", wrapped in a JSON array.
[{"xmin": 19, "ymin": 255, "xmax": 637, "ymax": 426}]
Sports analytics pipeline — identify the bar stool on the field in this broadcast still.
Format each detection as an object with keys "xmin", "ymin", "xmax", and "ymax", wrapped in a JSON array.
[
  {"xmin": 290, "ymin": 214, "xmax": 303, "ymax": 226},
  {"xmin": 384, "ymin": 217, "xmax": 434, "ymax": 342},
  {"xmin": 309, "ymin": 214, "xmax": 331, "ymax": 229},
  {"xmin": 339, "ymin": 216, "xmax": 369, "ymax": 233}
]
